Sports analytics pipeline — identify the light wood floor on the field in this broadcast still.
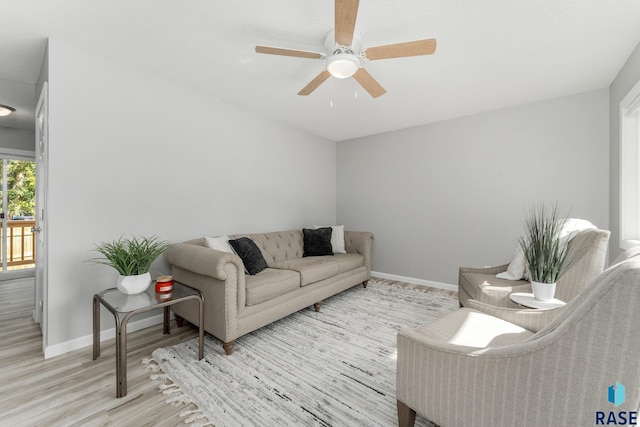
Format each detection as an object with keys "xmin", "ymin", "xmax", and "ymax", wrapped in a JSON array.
[
  {"xmin": 0, "ymin": 277, "xmax": 454, "ymax": 426},
  {"xmin": 0, "ymin": 279, "xmax": 201, "ymax": 426},
  {"xmin": 0, "ymin": 277, "xmax": 36, "ymax": 321}
]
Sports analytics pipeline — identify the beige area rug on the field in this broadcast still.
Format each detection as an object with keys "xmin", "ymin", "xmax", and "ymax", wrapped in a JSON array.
[{"xmin": 146, "ymin": 280, "xmax": 458, "ymax": 426}]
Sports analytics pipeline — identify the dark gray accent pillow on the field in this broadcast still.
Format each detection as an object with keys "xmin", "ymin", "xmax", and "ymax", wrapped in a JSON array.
[
  {"xmin": 228, "ymin": 237, "xmax": 268, "ymax": 275},
  {"xmin": 303, "ymin": 227, "xmax": 334, "ymax": 257}
]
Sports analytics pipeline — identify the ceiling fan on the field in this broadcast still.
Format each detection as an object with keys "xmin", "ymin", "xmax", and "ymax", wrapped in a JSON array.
[{"xmin": 255, "ymin": 0, "xmax": 437, "ymax": 98}]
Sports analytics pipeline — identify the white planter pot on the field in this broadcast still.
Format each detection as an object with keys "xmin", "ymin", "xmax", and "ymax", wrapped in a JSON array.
[
  {"xmin": 531, "ymin": 281, "xmax": 556, "ymax": 301},
  {"xmin": 116, "ymin": 272, "xmax": 152, "ymax": 295}
]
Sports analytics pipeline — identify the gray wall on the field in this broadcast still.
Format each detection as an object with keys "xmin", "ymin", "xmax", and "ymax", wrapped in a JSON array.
[
  {"xmin": 45, "ymin": 39, "xmax": 336, "ymax": 352},
  {"xmin": 0, "ymin": 126, "xmax": 35, "ymax": 152},
  {"xmin": 337, "ymin": 89, "xmax": 609, "ymax": 285},
  {"xmin": 609, "ymin": 41, "xmax": 640, "ymax": 261}
]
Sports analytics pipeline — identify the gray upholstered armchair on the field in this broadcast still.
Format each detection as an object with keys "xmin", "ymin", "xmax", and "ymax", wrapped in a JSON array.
[
  {"xmin": 396, "ymin": 254, "xmax": 640, "ymax": 427},
  {"xmin": 458, "ymin": 228, "xmax": 610, "ymax": 308}
]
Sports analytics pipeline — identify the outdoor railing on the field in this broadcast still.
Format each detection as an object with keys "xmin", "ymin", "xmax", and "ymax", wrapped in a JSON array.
[{"xmin": 0, "ymin": 220, "xmax": 36, "ymax": 269}]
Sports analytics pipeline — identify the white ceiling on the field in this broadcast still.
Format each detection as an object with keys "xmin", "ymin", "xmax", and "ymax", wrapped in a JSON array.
[{"xmin": 1, "ymin": 0, "xmax": 640, "ymax": 141}]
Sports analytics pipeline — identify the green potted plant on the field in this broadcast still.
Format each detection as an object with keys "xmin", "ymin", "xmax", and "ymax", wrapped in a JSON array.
[
  {"xmin": 89, "ymin": 235, "xmax": 171, "ymax": 295},
  {"xmin": 518, "ymin": 203, "xmax": 577, "ymax": 301}
]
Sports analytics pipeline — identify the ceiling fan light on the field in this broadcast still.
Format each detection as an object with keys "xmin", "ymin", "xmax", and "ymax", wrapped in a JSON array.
[
  {"xmin": 0, "ymin": 105, "xmax": 16, "ymax": 117},
  {"xmin": 327, "ymin": 53, "xmax": 360, "ymax": 79}
]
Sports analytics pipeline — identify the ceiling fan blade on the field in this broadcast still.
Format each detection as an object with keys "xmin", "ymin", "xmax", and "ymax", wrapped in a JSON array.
[
  {"xmin": 363, "ymin": 38, "xmax": 437, "ymax": 60},
  {"xmin": 335, "ymin": 0, "xmax": 359, "ymax": 46},
  {"xmin": 298, "ymin": 70, "xmax": 332, "ymax": 96},
  {"xmin": 255, "ymin": 46, "xmax": 324, "ymax": 59},
  {"xmin": 353, "ymin": 68, "xmax": 386, "ymax": 98}
]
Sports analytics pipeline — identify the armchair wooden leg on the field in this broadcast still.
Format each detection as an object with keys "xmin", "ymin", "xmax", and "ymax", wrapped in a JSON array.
[
  {"xmin": 222, "ymin": 341, "xmax": 234, "ymax": 355},
  {"xmin": 363, "ymin": 280, "xmax": 368, "ymax": 288},
  {"xmin": 314, "ymin": 302, "xmax": 322, "ymax": 312},
  {"xmin": 397, "ymin": 400, "xmax": 416, "ymax": 427}
]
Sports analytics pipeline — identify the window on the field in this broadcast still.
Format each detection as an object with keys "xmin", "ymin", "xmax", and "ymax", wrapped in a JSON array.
[{"xmin": 620, "ymin": 79, "xmax": 640, "ymax": 249}]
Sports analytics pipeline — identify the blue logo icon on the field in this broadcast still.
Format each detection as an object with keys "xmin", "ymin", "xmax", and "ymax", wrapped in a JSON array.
[{"xmin": 608, "ymin": 382, "xmax": 626, "ymax": 407}]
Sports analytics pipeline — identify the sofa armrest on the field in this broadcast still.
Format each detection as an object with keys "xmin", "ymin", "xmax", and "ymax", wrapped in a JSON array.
[
  {"xmin": 465, "ymin": 299, "xmax": 564, "ymax": 332},
  {"xmin": 345, "ymin": 231, "xmax": 375, "ymax": 271},
  {"xmin": 164, "ymin": 243, "xmax": 244, "ymax": 281}
]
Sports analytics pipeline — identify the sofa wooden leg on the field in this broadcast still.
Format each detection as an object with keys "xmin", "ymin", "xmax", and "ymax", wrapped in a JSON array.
[
  {"xmin": 363, "ymin": 280, "xmax": 368, "ymax": 288},
  {"xmin": 222, "ymin": 341, "xmax": 234, "ymax": 355},
  {"xmin": 175, "ymin": 314, "xmax": 185, "ymax": 327},
  {"xmin": 397, "ymin": 400, "xmax": 416, "ymax": 427},
  {"xmin": 314, "ymin": 302, "xmax": 322, "ymax": 312}
]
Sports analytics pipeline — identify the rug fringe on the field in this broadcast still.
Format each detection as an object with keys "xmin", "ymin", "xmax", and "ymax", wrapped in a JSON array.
[
  {"xmin": 143, "ymin": 357, "xmax": 212, "ymax": 426},
  {"xmin": 373, "ymin": 279, "xmax": 458, "ymax": 299},
  {"xmin": 181, "ymin": 409, "xmax": 214, "ymax": 426}
]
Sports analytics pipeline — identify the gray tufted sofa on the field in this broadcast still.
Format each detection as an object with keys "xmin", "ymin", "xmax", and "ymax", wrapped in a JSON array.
[{"xmin": 164, "ymin": 230, "xmax": 374, "ymax": 355}]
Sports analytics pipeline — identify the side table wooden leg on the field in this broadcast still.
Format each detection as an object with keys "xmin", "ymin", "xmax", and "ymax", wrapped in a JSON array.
[
  {"xmin": 198, "ymin": 297, "xmax": 204, "ymax": 360},
  {"xmin": 163, "ymin": 306, "xmax": 170, "ymax": 335},
  {"xmin": 115, "ymin": 320, "xmax": 123, "ymax": 398},
  {"xmin": 118, "ymin": 315, "xmax": 132, "ymax": 398},
  {"xmin": 93, "ymin": 295, "xmax": 100, "ymax": 360}
]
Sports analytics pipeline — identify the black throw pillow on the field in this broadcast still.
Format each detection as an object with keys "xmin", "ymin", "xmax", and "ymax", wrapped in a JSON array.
[
  {"xmin": 303, "ymin": 227, "xmax": 334, "ymax": 257},
  {"xmin": 228, "ymin": 237, "xmax": 268, "ymax": 275}
]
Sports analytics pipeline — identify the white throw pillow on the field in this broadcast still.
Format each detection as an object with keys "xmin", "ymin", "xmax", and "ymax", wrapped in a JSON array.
[
  {"xmin": 312, "ymin": 225, "xmax": 346, "ymax": 254},
  {"xmin": 497, "ymin": 218, "xmax": 597, "ymax": 281},
  {"xmin": 496, "ymin": 246, "xmax": 527, "ymax": 280},
  {"xmin": 204, "ymin": 235, "xmax": 234, "ymax": 253}
]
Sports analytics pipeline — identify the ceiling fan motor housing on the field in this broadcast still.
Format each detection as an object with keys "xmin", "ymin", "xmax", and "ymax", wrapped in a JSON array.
[
  {"xmin": 324, "ymin": 29, "xmax": 363, "ymax": 78},
  {"xmin": 324, "ymin": 28, "xmax": 363, "ymax": 53}
]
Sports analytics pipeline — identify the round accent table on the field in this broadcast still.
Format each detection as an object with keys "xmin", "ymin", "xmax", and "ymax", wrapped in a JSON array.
[{"xmin": 509, "ymin": 292, "xmax": 566, "ymax": 310}]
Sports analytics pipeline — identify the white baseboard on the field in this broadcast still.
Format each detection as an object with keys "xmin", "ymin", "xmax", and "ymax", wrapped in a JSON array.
[
  {"xmin": 371, "ymin": 271, "xmax": 458, "ymax": 292},
  {"xmin": 43, "ymin": 274, "xmax": 454, "ymax": 359},
  {"xmin": 44, "ymin": 313, "xmax": 167, "ymax": 359}
]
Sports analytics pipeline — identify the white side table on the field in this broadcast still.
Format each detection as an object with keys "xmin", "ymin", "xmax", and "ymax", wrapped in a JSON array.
[{"xmin": 509, "ymin": 292, "xmax": 566, "ymax": 310}]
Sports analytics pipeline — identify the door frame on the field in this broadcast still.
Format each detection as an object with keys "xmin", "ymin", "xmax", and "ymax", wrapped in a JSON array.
[{"xmin": 34, "ymin": 82, "xmax": 48, "ymax": 352}]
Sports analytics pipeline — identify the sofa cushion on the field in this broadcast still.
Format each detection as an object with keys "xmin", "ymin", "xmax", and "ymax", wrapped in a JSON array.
[
  {"xmin": 303, "ymin": 227, "xmax": 334, "ymax": 257},
  {"xmin": 459, "ymin": 272, "xmax": 532, "ymax": 308},
  {"xmin": 271, "ymin": 257, "xmax": 340, "ymax": 286},
  {"xmin": 409, "ymin": 307, "xmax": 534, "ymax": 350},
  {"xmin": 245, "ymin": 268, "xmax": 301, "ymax": 306},
  {"xmin": 229, "ymin": 237, "xmax": 268, "ymax": 275},
  {"xmin": 331, "ymin": 253, "xmax": 364, "ymax": 274}
]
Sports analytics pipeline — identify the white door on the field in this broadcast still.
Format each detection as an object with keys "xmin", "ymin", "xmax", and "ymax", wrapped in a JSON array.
[{"xmin": 34, "ymin": 83, "xmax": 48, "ymax": 350}]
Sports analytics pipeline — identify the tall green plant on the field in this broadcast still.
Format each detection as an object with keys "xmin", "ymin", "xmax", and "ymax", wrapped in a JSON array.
[
  {"xmin": 89, "ymin": 235, "xmax": 171, "ymax": 276},
  {"xmin": 518, "ymin": 203, "xmax": 572, "ymax": 284}
]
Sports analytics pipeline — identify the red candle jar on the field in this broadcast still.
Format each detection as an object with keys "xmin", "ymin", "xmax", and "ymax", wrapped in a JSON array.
[
  {"xmin": 155, "ymin": 291, "xmax": 173, "ymax": 302},
  {"xmin": 155, "ymin": 275, "xmax": 174, "ymax": 293}
]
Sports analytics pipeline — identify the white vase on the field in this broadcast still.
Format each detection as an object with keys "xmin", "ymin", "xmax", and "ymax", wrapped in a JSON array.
[
  {"xmin": 116, "ymin": 272, "xmax": 152, "ymax": 295},
  {"xmin": 531, "ymin": 281, "xmax": 556, "ymax": 301}
]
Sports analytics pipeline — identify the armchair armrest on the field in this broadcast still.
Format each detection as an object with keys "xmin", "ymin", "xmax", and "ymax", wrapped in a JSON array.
[
  {"xmin": 465, "ymin": 299, "xmax": 564, "ymax": 332},
  {"xmin": 459, "ymin": 263, "xmax": 510, "ymax": 276},
  {"xmin": 164, "ymin": 243, "xmax": 244, "ymax": 281}
]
